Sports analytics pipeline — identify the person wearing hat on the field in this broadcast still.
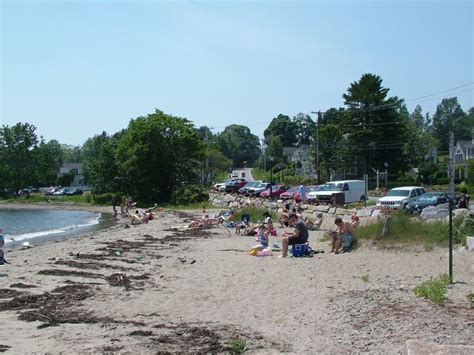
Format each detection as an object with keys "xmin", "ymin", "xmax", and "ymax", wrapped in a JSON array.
[{"xmin": 280, "ymin": 214, "xmax": 308, "ymax": 257}]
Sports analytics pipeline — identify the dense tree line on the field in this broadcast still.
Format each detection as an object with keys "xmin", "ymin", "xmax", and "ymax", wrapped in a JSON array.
[{"xmin": 1, "ymin": 73, "xmax": 473, "ymax": 202}]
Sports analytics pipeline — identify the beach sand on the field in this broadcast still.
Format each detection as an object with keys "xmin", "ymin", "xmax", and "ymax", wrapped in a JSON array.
[{"xmin": 0, "ymin": 206, "xmax": 473, "ymax": 353}]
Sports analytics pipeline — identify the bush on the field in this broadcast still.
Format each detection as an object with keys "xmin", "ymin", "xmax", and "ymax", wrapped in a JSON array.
[
  {"xmin": 436, "ymin": 178, "xmax": 449, "ymax": 185},
  {"xmin": 92, "ymin": 192, "xmax": 115, "ymax": 205},
  {"xmin": 171, "ymin": 184, "xmax": 209, "ymax": 205},
  {"xmin": 453, "ymin": 215, "xmax": 474, "ymax": 245},
  {"xmin": 234, "ymin": 206, "xmax": 277, "ymax": 223}
]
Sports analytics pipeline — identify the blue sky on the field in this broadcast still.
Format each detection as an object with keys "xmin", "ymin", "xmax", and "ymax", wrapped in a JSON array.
[{"xmin": 1, "ymin": 0, "xmax": 473, "ymax": 146}]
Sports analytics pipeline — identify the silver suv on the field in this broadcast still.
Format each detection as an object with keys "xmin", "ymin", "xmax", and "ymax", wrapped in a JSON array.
[{"xmin": 376, "ymin": 186, "xmax": 426, "ymax": 209}]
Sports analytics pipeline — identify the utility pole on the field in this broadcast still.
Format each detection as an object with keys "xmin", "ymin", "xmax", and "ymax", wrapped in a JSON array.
[
  {"xmin": 449, "ymin": 132, "xmax": 455, "ymax": 199},
  {"xmin": 448, "ymin": 132, "xmax": 454, "ymax": 282},
  {"xmin": 311, "ymin": 111, "xmax": 321, "ymax": 184}
]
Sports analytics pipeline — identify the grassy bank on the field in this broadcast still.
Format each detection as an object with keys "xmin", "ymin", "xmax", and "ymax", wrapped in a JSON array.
[{"xmin": 356, "ymin": 212, "xmax": 470, "ymax": 248}]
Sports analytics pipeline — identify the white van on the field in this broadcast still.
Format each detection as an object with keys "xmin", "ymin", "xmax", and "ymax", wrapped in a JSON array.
[{"xmin": 307, "ymin": 180, "xmax": 366, "ymax": 204}]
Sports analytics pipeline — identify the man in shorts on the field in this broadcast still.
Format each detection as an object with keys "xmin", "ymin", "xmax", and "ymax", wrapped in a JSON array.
[
  {"xmin": 280, "ymin": 214, "xmax": 309, "ymax": 257},
  {"xmin": 330, "ymin": 217, "xmax": 356, "ymax": 253}
]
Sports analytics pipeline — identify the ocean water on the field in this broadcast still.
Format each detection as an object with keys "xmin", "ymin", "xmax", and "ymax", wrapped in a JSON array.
[{"xmin": 0, "ymin": 209, "xmax": 112, "ymax": 246}]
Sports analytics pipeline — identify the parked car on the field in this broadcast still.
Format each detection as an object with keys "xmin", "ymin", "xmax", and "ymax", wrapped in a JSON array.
[
  {"xmin": 259, "ymin": 185, "xmax": 290, "ymax": 198},
  {"xmin": 65, "ymin": 188, "xmax": 83, "ymax": 196},
  {"xmin": 224, "ymin": 178, "xmax": 248, "ymax": 193},
  {"xmin": 246, "ymin": 182, "xmax": 275, "ymax": 197},
  {"xmin": 17, "ymin": 189, "xmax": 31, "ymax": 197},
  {"xmin": 238, "ymin": 181, "xmax": 262, "ymax": 195},
  {"xmin": 307, "ymin": 180, "xmax": 366, "ymax": 204},
  {"xmin": 294, "ymin": 185, "xmax": 320, "ymax": 203},
  {"xmin": 53, "ymin": 188, "xmax": 68, "ymax": 196},
  {"xmin": 45, "ymin": 186, "xmax": 61, "ymax": 195},
  {"xmin": 280, "ymin": 186, "xmax": 299, "ymax": 200},
  {"xmin": 376, "ymin": 186, "xmax": 426, "ymax": 210},
  {"xmin": 405, "ymin": 192, "xmax": 454, "ymax": 214},
  {"xmin": 214, "ymin": 179, "xmax": 231, "ymax": 191}
]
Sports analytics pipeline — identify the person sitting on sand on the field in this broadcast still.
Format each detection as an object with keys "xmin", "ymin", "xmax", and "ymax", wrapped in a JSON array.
[
  {"xmin": 145, "ymin": 209, "xmax": 154, "ymax": 221},
  {"xmin": 130, "ymin": 210, "xmax": 149, "ymax": 225},
  {"xmin": 250, "ymin": 224, "xmax": 269, "ymax": 253},
  {"xmin": 280, "ymin": 214, "xmax": 309, "ymax": 258},
  {"xmin": 306, "ymin": 213, "xmax": 323, "ymax": 231},
  {"xmin": 330, "ymin": 217, "xmax": 357, "ymax": 254},
  {"xmin": 351, "ymin": 215, "xmax": 360, "ymax": 229},
  {"xmin": 218, "ymin": 210, "xmax": 235, "ymax": 224},
  {"xmin": 235, "ymin": 213, "xmax": 251, "ymax": 235}
]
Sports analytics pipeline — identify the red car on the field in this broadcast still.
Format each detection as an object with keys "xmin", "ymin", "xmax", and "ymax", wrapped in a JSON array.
[
  {"xmin": 280, "ymin": 185, "xmax": 319, "ymax": 203},
  {"xmin": 259, "ymin": 185, "xmax": 290, "ymax": 198},
  {"xmin": 224, "ymin": 178, "xmax": 248, "ymax": 193},
  {"xmin": 280, "ymin": 186, "xmax": 299, "ymax": 200}
]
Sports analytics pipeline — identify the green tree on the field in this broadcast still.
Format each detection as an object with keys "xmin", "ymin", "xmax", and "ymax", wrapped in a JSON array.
[
  {"xmin": 432, "ymin": 97, "xmax": 466, "ymax": 153},
  {"xmin": 82, "ymin": 131, "xmax": 120, "ymax": 194},
  {"xmin": 342, "ymin": 73, "xmax": 408, "ymax": 175},
  {"xmin": 33, "ymin": 139, "xmax": 62, "ymax": 186},
  {"xmin": 0, "ymin": 122, "xmax": 39, "ymax": 190},
  {"xmin": 217, "ymin": 124, "xmax": 261, "ymax": 167},
  {"xmin": 405, "ymin": 105, "xmax": 437, "ymax": 167},
  {"xmin": 264, "ymin": 114, "xmax": 297, "ymax": 148},
  {"xmin": 115, "ymin": 110, "xmax": 204, "ymax": 203},
  {"xmin": 453, "ymin": 106, "xmax": 474, "ymax": 141},
  {"xmin": 317, "ymin": 108, "xmax": 350, "ymax": 178},
  {"xmin": 293, "ymin": 113, "xmax": 316, "ymax": 145},
  {"xmin": 61, "ymin": 144, "xmax": 83, "ymax": 163}
]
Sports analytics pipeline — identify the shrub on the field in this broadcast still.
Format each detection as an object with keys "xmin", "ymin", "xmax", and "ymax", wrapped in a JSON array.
[
  {"xmin": 229, "ymin": 338, "xmax": 246, "ymax": 353},
  {"xmin": 414, "ymin": 274, "xmax": 451, "ymax": 305},
  {"xmin": 453, "ymin": 215, "xmax": 474, "ymax": 245},
  {"xmin": 171, "ymin": 184, "xmax": 209, "ymax": 205},
  {"xmin": 92, "ymin": 192, "xmax": 115, "ymax": 205},
  {"xmin": 234, "ymin": 206, "xmax": 277, "ymax": 223}
]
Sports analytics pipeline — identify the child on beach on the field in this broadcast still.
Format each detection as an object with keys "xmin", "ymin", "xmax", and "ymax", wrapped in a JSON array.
[{"xmin": 250, "ymin": 224, "xmax": 269, "ymax": 254}]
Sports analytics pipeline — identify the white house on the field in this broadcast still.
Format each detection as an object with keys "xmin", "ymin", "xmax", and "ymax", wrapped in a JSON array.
[
  {"xmin": 59, "ymin": 163, "xmax": 89, "ymax": 189},
  {"xmin": 454, "ymin": 131, "xmax": 474, "ymax": 180}
]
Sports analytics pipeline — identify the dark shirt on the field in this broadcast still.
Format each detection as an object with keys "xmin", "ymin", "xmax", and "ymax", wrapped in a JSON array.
[{"xmin": 295, "ymin": 220, "xmax": 309, "ymax": 243}]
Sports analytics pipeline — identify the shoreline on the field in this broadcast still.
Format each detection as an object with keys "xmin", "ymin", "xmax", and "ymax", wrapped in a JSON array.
[
  {"xmin": 0, "ymin": 201, "xmax": 113, "ymax": 214},
  {"xmin": 0, "ymin": 202, "xmax": 118, "ymax": 251},
  {"xmin": 0, "ymin": 207, "xmax": 472, "ymax": 353}
]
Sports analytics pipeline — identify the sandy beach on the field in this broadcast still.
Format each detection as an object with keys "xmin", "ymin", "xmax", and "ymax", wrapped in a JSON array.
[{"xmin": 0, "ymin": 205, "xmax": 473, "ymax": 353}]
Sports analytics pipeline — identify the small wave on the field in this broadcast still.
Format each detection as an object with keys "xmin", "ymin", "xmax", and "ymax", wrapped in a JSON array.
[{"xmin": 4, "ymin": 214, "xmax": 100, "ymax": 244}]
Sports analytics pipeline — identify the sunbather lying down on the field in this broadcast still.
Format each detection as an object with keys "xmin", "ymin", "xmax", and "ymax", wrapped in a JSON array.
[{"xmin": 188, "ymin": 215, "xmax": 218, "ymax": 228}]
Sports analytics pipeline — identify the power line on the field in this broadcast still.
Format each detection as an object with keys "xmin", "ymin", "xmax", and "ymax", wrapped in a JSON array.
[{"xmin": 405, "ymin": 82, "xmax": 474, "ymax": 102}]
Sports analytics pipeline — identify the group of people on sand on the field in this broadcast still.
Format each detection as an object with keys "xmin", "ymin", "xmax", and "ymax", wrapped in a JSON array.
[
  {"xmin": 186, "ymin": 199, "xmax": 360, "ymax": 257},
  {"xmin": 111, "ymin": 195, "xmax": 161, "ymax": 227}
]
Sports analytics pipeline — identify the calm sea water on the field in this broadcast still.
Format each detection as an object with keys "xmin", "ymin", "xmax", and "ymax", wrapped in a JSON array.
[{"xmin": 0, "ymin": 209, "xmax": 113, "ymax": 246}]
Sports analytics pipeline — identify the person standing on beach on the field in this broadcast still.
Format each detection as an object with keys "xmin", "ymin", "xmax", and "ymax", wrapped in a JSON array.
[
  {"xmin": 280, "ymin": 214, "xmax": 308, "ymax": 257},
  {"xmin": 299, "ymin": 183, "xmax": 306, "ymax": 203},
  {"xmin": 457, "ymin": 192, "xmax": 470, "ymax": 209},
  {"xmin": 112, "ymin": 196, "xmax": 118, "ymax": 214}
]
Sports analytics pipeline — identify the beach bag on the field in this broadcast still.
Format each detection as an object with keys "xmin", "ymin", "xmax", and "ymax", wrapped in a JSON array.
[{"xmin": 0, "ymin": 249, "xmax": 8, "ymax": 265}]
